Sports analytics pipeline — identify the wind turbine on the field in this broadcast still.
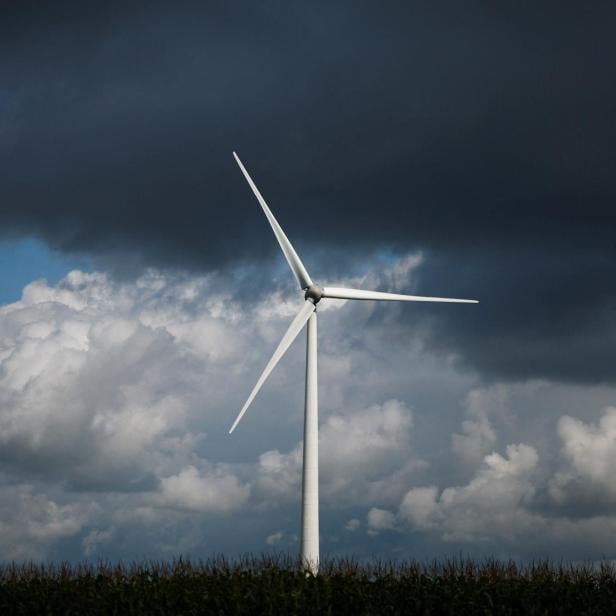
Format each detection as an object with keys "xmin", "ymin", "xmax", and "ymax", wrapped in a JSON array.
[{"xmin": 229, "ymin": 152, "xmax": 478, "ymax": 574}]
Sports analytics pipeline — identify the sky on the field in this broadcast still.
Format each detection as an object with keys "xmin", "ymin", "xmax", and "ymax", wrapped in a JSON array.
[{"xmin": 0, "ymin": 1, "xmax": 615, "ymax": 562}]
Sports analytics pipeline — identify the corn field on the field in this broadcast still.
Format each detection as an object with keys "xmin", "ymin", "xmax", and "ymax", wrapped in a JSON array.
[{"xmin": 1, "ymin": 556, "xmax": 615, "ymax": 614}]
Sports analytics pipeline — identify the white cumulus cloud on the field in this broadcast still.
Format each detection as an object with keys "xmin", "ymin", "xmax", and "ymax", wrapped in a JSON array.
[
  {"xmin": 0, "ymin": 262, "xmax": 615, "ymax": 562},
  {"xmin": 397, "ymin": 444, "xmax": 541, "ymax": 542}
]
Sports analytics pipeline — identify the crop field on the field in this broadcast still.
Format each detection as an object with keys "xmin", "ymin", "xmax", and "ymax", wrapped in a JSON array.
[{"xmin": 1, "ymin": 556, "xmax": 615, "ymax": 614}]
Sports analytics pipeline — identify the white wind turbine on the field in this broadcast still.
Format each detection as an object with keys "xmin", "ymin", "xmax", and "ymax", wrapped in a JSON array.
[{"xmin": 229, "ymin": 152, "xmax": 478, "ymax": 574}]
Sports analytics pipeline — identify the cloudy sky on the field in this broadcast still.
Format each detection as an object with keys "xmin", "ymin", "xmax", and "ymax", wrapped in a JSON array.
[{"xmin": 0, "ymin": 1, "xmax": 615, "ymax": 562}]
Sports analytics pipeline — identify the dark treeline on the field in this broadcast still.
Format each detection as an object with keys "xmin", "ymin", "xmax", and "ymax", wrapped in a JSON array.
[{"xmin": 1, "ymin": 555, "xmax": 615, "ymax": 614}]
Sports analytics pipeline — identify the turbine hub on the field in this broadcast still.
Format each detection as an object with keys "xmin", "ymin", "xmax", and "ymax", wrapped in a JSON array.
[{"xmin": 304, "ymin": 284, "xmax": 323, "ymax": 304}]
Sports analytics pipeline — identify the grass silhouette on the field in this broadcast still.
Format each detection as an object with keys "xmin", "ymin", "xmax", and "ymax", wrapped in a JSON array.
[{"xmin": 1, "ymin": 555, "xmax": 615, "ymax": 614}]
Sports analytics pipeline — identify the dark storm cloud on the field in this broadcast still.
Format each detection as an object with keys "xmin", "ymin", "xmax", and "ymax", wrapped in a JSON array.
[
  {"xmin": 415, "ymin": 250, "xmax": 616, "ymax": 384},
  {"xmin": 1, "ymin": 1, "xmax": 615, "ymax": 383}
]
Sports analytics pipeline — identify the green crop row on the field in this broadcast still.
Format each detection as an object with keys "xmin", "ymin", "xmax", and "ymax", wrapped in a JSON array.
[{"xmin": 1, "ymin": 555, "xmax": 615, "ymax": 614}]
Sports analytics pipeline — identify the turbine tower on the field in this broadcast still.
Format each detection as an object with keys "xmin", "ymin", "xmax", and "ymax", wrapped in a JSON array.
[{"xmin": 229, "ymin": 152, "xmax": 478, "ymax": 574}]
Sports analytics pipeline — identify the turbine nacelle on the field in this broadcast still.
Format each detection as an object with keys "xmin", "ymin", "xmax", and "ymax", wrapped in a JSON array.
[{"xmin": 304, "ymin": 284, "xmax": 323, "ymax": 304}]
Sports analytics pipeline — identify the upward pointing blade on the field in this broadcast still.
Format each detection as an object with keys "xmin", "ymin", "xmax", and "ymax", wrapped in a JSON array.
[
  {"xmin": 229, "ymin": 300, "xmax": 316, "ymax": 434},
  {"xmin": 233, "ymin": 152, "xmax": 313, "ymax": 290}
]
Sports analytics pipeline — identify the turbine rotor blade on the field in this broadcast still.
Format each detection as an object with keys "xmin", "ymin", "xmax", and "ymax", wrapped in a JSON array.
[
  {"xmin": 322, "ymin": 286, "xmax": 478, "ymax": 304},
  {"xmin": 229, "ymin": 300, "xmax": 316, "ymax": 434},
  {"xmin": 233, "ymin": 152, "xmax": 313, "ymax": 290}
]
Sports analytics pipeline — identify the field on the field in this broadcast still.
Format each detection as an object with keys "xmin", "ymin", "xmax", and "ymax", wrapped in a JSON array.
[{"xmin": 1, "ymin": 556, "xmax": 615, "ymax": 614}]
